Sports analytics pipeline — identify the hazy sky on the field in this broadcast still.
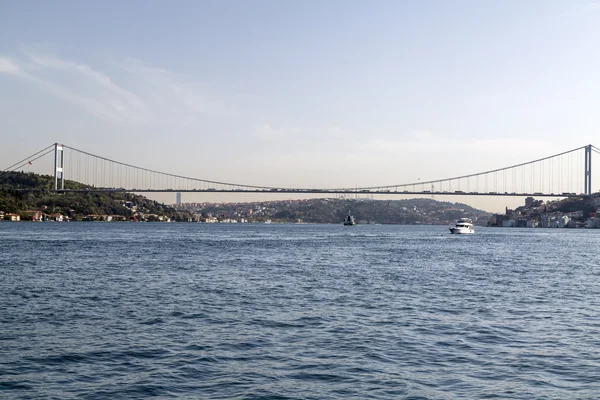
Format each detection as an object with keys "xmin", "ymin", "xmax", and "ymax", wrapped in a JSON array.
[{"xmin": 2, "ymin": 1, "xmax": 600, "ymax": 211}]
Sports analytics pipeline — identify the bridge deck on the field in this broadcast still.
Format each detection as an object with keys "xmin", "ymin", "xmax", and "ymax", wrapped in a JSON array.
[{"xmin": 4, "ymin": 188, "xmax": 583, "ymax": 197}]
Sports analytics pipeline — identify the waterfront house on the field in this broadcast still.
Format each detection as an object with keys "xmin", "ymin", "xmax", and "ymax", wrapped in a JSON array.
[
  {"xmin": 6, "ymin": 213, "xmax": 20, "ymax": 221},
  {"xmin": 84, "ymin": 214, "xmax": 107, "ymax": 221},
  {"xmin": 502, "ymin": 219, "xmax": 516, "ymax": 227},
  {"xmin": 586, "ymin": 218, "xmax": 600, "ymax": 228},
  {"xmin": 48, "ymin": 213, "xmax": 64, "ymax": 222},
  {"xmin": 548, "ymin": 215, "xmax": 570, "ymax": 228},
  {"xmin": 26, "ymin": 210, "xmax": 43, "ymax": 221}
]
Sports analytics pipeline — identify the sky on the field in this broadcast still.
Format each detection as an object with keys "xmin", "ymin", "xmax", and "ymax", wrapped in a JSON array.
[{"xmin": 1, "ymin": 0, "xmax": 600, "ymax": 212}]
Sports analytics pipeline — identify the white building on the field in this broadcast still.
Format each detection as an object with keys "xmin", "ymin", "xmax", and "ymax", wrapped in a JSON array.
[{"xmin": 6, "ymin": 213, "xmax": 20, "ymax": 221}]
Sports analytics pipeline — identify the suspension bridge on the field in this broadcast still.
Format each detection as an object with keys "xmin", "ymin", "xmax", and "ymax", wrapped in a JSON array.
[{"xmin": 2, "ymin": 143, "xmax": 599, "ymax": 198}]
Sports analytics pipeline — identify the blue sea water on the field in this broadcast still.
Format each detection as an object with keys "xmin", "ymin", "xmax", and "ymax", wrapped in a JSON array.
[{"xmin": 1, "ymin": 222, "xmax": 600, "ymax": 399}]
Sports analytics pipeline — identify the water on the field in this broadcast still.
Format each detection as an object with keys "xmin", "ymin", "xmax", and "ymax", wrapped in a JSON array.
[{"xmin": 1, "ymin": 223, "xmax": 600, "ymax": 399}]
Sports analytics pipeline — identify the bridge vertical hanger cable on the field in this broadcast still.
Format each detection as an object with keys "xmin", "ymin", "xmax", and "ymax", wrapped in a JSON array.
[
  {"xmin": 568, "ymin": 152, "xmax": 571, "ymax": 194},
  {"xmin": 532, "ymin": 163, "xmax": 534, "ymax": 193},
  {"xmin": 578, "ymin": 150, "xmax": 581, "ymax": 194},
  {"xmin": 539, "ymin": 160, "xmax": 542, "ymax": 193},
  {"xmin": 558, "ymin": 156, "xmax": 561, "ymax": 193},
  {"xmin": 549, "ymin": 158, "xmax": 552, "ymax": 194},
  {"xmin": 549, "ymin": 158, "xmax": 552, "ymax": 193}
]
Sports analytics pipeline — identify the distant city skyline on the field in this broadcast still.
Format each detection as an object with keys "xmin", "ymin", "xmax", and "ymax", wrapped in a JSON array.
[{"xmin": 2, "ymin": 1, "xmax": 600, "ymax": 212}]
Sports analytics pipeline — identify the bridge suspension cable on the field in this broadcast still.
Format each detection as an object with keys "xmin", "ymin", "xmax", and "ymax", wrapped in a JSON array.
[
  {"xmin": 352, "ymin": 145, "xmax": 589, "ymax": 191},
  {"xmin": 60, "ymin": 144, "xmax": 284, "ymax": 191},
  {"xmin": 4, "ymin": 144, "xmax": 55, "ymax": 171},
  {"xmin": 62, "ymin": 143, "xmax": 590, "ymax": 192}
]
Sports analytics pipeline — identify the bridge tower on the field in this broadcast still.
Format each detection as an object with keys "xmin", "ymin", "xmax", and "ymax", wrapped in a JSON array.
[
  {"xmin": 53, "ymin": 143, "xmax": 64, "ymax": 191},
  {"xmin": 584, "ymin": 144, "xmax": 592, "ymax": 195}
]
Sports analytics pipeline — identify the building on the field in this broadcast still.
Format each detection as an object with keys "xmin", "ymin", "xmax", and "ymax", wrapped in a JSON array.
[
  {"xmin": 5, "ymin": 213, "xmax": 20, "ymax": 221},
  {"xmin": 525, "ymin": 197, "xmax": 535, "ymax": 207},
  {"xmin": 515, "ymin": 219, "xmax": 527, "ymax": 228},
  {"xmin": 26, "ymin": 210, "xmax": 43, "ymax": 221},
  {"xmin": 48, "ymin": 213, "xmax": 65, "ymax": 222},
  {"xmin": 586, "ymin": 218, "xmax": 600, "ymax": 228},
  {"xmin": 502, "ymin": 219, "xmax": 516, "ymax": 227},
  {"xmin": 176, "ymin": 192, "xmax": 182, "ymax": 205}
]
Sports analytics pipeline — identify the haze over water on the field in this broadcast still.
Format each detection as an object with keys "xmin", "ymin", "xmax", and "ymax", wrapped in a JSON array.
[{"xmin": 2, "ymin": 223, "xmax": 600, "ymax": 399}]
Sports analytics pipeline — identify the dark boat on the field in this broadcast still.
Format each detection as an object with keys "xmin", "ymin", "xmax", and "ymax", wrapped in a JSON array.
[{"xmin": 343, "ymin": 211, "xmax": 357, "ymax": 226}]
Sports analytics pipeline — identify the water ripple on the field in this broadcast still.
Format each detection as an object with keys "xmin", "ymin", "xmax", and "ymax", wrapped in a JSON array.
[{"xmin": 1, "ymin": 223, "xmax": 600, "ymax": 399}]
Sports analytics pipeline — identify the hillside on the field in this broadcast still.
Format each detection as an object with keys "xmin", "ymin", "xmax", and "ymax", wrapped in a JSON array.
[
  {"xmin": 176, "ymin": 197, "xmax": 491, "ymax": 225},
  {"xmin": 0, "ymin": 171, "xmax": 189, "ymax": 221}
]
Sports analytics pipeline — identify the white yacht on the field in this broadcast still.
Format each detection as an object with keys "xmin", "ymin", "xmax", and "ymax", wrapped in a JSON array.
[{"xmin": 449, "ymin": 218, "xmax": 474, "ymax": 234}]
